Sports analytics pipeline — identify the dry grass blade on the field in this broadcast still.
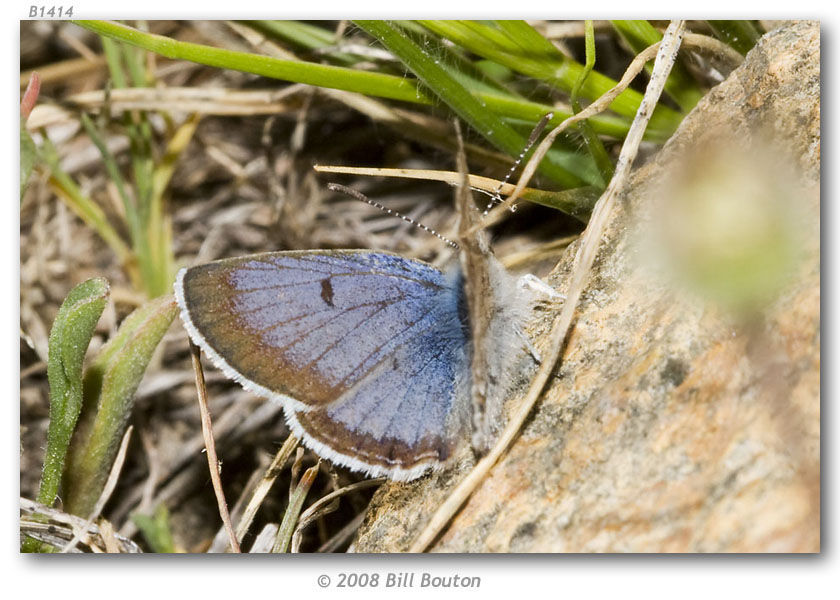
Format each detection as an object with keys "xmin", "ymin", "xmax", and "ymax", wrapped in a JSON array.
[
  {"xmin": 188, "ymin": 340, "xmax": 241, "ymax": 553},
  {"xmin": 499, "ymin": 235, "xmax": 579, "ymax": 270},
  {"xmin": 20, "ymin": 56, "xmax": 105, "ymax": 89},
  {"xmin": 315, "ymin": 165, "xmax": 545, "ymax": 200},
  {"xmin": 683, "ymin": 32, "xmax": 744, "ymax": 67},
  {"xmin": 20, "ymin": 498, "xmax": 142, "ymax": 553},
  {"xmin": 539, "ymin": 21, "xmax": 613, "ymax": 39},
  {"xmin": 233, "ymin": 434, "xmax": 299, "ymax": 544},
  {"xmin": 290, "ymin": 478, "xmax": 385, "ymax": 553},
  {"xmin": 114, "ymin": 396, "xmax": 281, "ymax": 539},
  {"xmin": 250, "ymin": 524, "xmax": 280, "ymax": 553},
  {"xmin": 409, "ymin": 20, "xmax": 687, "ymax": 553},
  {"xmin": 26, "ymin": 85, "xmax": 310, "ymax": 129}
]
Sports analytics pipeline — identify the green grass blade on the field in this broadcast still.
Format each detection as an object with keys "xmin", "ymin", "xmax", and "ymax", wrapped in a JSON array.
[
  {"xmin": 477, "ymin": 92, "xmax": 635, "ymax": 140},
  {"xmin": 570, "ymin": 20, "xmax": 596, "ymax": 109},
  {"xmin": 272, "ymin": 463, "xmax": 320, "ymax": 553},
  {"xmin": 355, "ymin": 19, "xmax": 588, "ymax": 188},
  {"xmin": 73, "ymin": 21, "xmax": 641, "ymax": 146},
  {"xmin": 79, "ymin": 114, "xmax": 141, "ymax": 246},
  {"xmin": 706, "ymin": 20, "xmax": 762, "ymax": 56},
  {"xmin": 63, "ymin": 296, "xmax": 178, "ymax": 516},
  {"xmin": 87, "ymin": 35, "xmax": 173, "ymax": 298},
  {"xmin": 244, "ymin": 20, "xmax": 358, "ymax": 66},
  {"xmin": 79, "ymin": 112, "xmax": 158, "ymax": 298},
  {"xmin": 37, "ymin": 278, "xmax": 110, "ymax": 508},
  {"xmin": 100, "ymin": 35, "xmax": 127, "ymax": 88},
  {"xmin": 38, "ymin": 135, "xmax": 133, "ymax": 268},
  {"xmin": 391, "ymin": 20, "xmax": 518, "ymax": 97},
  {"xmin": 570, "ymin": 20, "xmax": 614, "ymax": 184},
  {"xmin": 75, "ymin": 20, "xmax": 435, "ymax": 104},
  {"xmin": 493, "ymin": 19, "xmax": 569, "ymax": 57},
  {"xmin": 251, "ymin": 19, "xmax": 337, "ymax": 48},
  {"xmin": 610, "ymin": 20, "xmax": 704, "ymax": 112},
  {"xmin": 146, "ymin": 114, "xmax": 200, "ymax": 298},
  {"xmin": 123, "ymin": 23, "xmax": 152, "ymax": 87},
  {"xmin": 419, "ymin": 20, "xmax": 683, "ymax": 136},
  {"xmin": 531, "ymin": 186, "xmax": 601, "ymax": 221}
]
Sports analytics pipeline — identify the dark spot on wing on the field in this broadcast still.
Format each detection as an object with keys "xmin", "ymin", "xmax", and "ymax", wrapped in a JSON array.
[{"xmin": 320, "ymin": 278, "xmax": 335, "ymax": 307}]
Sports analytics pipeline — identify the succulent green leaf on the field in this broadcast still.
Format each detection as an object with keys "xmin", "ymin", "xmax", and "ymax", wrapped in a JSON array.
[
  {"xmin": 37, "ymin": 277, "xmax": 110, "ymax": 507},
  {"xmin": 63, "ymin": 295, "xmax": 178, "ymax": 516}
]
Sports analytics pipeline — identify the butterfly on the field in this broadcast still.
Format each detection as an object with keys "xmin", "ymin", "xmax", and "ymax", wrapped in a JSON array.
[{"xmin": 175, "ymin": 158, "xmax": 544, "ymax": 481}]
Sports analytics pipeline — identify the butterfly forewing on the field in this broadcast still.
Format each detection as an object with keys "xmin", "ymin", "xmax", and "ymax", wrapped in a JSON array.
[{"xmin": 176, "ymin": 250, "xmax": 471, "ymax": 479}]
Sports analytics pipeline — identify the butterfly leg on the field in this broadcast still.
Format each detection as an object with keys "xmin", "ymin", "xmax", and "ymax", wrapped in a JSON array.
[{"xmin": 512, "ymin": 323, "xmax": 542, "ymax": 364}]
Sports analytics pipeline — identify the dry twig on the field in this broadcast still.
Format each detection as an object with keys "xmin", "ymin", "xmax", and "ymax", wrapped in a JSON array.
[{"xmin": 189, "ymin": 340, "xmax": 241, "ymax": 553}]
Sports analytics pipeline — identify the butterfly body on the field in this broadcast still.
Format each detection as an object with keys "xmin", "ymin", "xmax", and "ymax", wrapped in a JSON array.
[{"xmin": 462, "ymin": 251, "xmax": 537, "ymax": 452}]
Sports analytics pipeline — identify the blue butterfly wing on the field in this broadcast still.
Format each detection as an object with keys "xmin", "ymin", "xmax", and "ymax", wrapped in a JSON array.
[{"xmin": 175, "ymin": 250, "xmax": 470, "ymax": 479}]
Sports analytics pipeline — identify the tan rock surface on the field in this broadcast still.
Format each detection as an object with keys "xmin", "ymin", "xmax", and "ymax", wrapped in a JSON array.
[{"xmin": 353, "ymin": 20, "xmax": 820, "ymax": 553}]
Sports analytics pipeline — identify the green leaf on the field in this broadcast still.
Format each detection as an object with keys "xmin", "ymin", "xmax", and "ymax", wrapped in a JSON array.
[
  {"xmin": 79, "ymin": 114, "xmax": 141, "ymax": 250},
  {"xmin": 37, "ymin": 277, "xmax": 110, "ymax": 507},
  {"xmin": 132, "ymin": 504, "xmax": 177, "ymax": 553},
  {"xmin": 526, "ymin": 186, "xmax": 601, "ymax": 222},
  {"xmin": 62, "ymin": 295, "xmax": 178, "ymax": 516}
]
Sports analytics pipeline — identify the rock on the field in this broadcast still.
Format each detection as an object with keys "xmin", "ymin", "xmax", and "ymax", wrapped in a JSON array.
[{"xmin": 353, "ymin": 20, "xmax": 820, "ymax": 553}]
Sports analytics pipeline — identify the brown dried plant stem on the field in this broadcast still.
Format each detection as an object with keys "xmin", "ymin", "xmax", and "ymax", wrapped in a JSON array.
[
  {"xmin": 290, "ymin": 478, "xmax": 385, "ymax": 553},
  {"xmin": 188, "ymin": 340, "xmax": 241, "ymax": 553},
  {"xmin": 410, "ymin": 20, "xmax": 687, "ymax": 553}
]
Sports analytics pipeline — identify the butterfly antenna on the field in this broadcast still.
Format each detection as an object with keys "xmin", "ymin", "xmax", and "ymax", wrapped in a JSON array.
[
  {"xmin": 328, "ymin": 183, "xmax": 459, "ymax": 249},
  {"xmin": 483, "ymin": 111, "xmax": 554, "ymax": 216}
]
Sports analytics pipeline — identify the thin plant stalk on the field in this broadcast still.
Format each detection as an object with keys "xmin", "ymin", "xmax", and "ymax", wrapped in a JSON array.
[
  {"xmin": 272, "ymin": 462, "xmax": 320, "ymax": 553},
  {"xmin": 570, "ymin": 20, "xmax": 614, "ymax": 183}
]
